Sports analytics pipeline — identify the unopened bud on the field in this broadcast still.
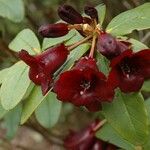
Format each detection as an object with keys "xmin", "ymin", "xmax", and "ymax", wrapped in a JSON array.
[
  {"xmin": 38, "ymin": 23, "xmax": 69, "ymax": 38},
  {"xmin": 58, "ymin": 5, "xmax": 83, "ymax": 24},
  {"xmin": 84, "ymin": 6, "xmax": 98, "ymax": 22}
]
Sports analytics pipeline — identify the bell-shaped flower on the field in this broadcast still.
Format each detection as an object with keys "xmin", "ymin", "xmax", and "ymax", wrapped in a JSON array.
[
  {"xmin": 54, "ymin": 57, "xmax": 114, "ymax": 111},
  {"xmin": 108, "ymin": 49, "xmax": 150, "ymax": 93},
  {"xmin": 64, "ymin": 120, "xmax": 116, "ymax": 150},
  {"xmin": 19, "ymin": 44, "xmax": 68, "ymax": 95}
]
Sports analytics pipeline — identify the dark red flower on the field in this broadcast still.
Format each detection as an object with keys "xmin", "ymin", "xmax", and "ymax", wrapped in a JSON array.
[
  {"xmin": 54, "ymin": 57, "xmax": 114, "ymax": 111},
  {"xmin": 96, "ymin": 32, "xmax": 131, "ymax": 59},
  {"xmin": 64, "ymin": 120, "xmax": 117, "ymax": 150},
  {"xmin": 19, "ymin": 44, "xmax": 68, "ymax": 95},
  {"xmin": 58, "ymin": 5, "xmax": 83, "ymax": 24},
  {"xmin": 84, "ymin": 6, "xmax": 98, "ymax": 22},
  {"xmin": 64, "ymin": 120, "xmax": 101, "ymax": 150},
  {"xmin": 38, "ymin": 23, "xmax": 69, "ymax": 38},
  {"xmin": 108, "ymin": 49, "xmax": 150, "ymax": 93}
]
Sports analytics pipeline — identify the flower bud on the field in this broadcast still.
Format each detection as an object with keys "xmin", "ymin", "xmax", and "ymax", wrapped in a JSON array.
[
  {"xmin": 97, "ymin": 33, "xmax": 119, "ymax": 59},
  {"xmin": 84, "ymin": 6, "xmax": 98, "ymax": 22},
  {"xmin": 83, "ymin": 17, "xmax": 92, "ymax": 24},
  {"xmin": 97, "ymin": 32, "xmax": 131, "ymax": 59},
  {"xmin": 58, "ymin": 5, "xmax": 83, "ymax": 24},
  {"xmin": 38, "ymin": 23, "xmax": 69, "ymax": 38}
]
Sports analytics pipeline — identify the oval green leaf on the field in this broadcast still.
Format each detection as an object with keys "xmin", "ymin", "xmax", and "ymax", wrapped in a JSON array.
[
  {"xmin": 4, "ymin": 104, "xmax": 22, "ymax": 139},
  {"xmin": 9, "ymin": 29, "xmax": 41, "ymax": 54},
  {"xmin": 106, "ymin": 3, "xmax": 150, "ymax": 36},
  {"xmin": 102, "ymin": 90, "xmax": 149, "ymax": 146},
  {"xmin": 96, "ymin": 4, "xmax": 106, "ymax": 25},
  {"xmin": 0, "ymin": 68, "xmax": 9, "ymax": 84},
  {"xmin": 35, "ymin": 92, "xmax": 62, "ymax": 128},
  {"xmin": 21, "ymin": 86, "xmax": 48, "ymax": 124},
  {"xmin": 96, "ymin": 123, "xmax": 135, "ymax": 150},
  {"xmin": 0, "ymin": 0, "xmax": 24, "ymax": 22},
  {"xmin": 0, "ymin": 61, "xmax": 31, "ymax": 110}
]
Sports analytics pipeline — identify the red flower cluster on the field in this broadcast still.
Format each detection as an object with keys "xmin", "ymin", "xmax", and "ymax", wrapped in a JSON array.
[
  {"xmin": 19, "ymin": 4, "xmax": 150, "ymax": 111},
  {"xmin": 64, "ymin": 120, "xmax": 117, "ymax": 150}
]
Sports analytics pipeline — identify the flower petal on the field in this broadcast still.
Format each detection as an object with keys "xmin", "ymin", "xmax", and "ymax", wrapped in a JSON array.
[
  {"xmin": 133, "ymin": 49, "xmax": 150, "ymax": 79},
  {"xmin": 74, "ymin": 57, "xmax": 99, "ymax": 72},
  {"xmin": 40, "ymin": 74, "xmax": 52, "ymax": 95},
  {"xmin": 109, "ymin": 67, "xmax": 144, "ymax": 93},
  {"xmin": 36, "ymin": 44, "xmax": 68, "ymax": 74},
  {"xmin": 95, "ymin": 73, "xmax": 115, "ymax": 102},
  {"xmin": 64, "ymin": 120, "xmax": 101, "ymax": 150},
  {"xmin": 110, "ymin": 50, "xmax": 133, "ymax": 67},
  {"xmin": 85, "ymin": 101, "xmax": 102, "ymax": 112},
  {"xmin": 54, "ymin": 70, "xmax": 83, "ymax": 102},
  {"xmin": 19, "ymin": 49, "xmax": 37, "ymax": 67}
]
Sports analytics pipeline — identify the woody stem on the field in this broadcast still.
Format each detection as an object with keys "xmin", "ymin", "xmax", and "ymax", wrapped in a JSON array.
[{"xmin": 68, "ymin": 35, "xmax": 92, "ymax": 51}]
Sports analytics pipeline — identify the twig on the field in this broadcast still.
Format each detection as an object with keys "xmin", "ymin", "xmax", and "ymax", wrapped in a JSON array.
[
  {"xmin": 0, "ymin": 40, "xmax": 18, "ymax": 60},
  {"xmin": 25, "ymin": 118, "xmax": 64, "ymax": 147},
  {"xmin": 141, "ymin": 32, "xmax": 150, "ymax": 43}
]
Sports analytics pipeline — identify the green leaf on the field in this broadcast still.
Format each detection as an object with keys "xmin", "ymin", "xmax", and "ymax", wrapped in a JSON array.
[
  {"xmin": 118, "ymin": 37, "xmax": 149, "ymax": 52},
  {"xmin": 144, "ymin": 98, "xmax": 150, "ymax": 150},
  {"xmin": 0, "ymin": 103, "xmax": 7, "ymax": 119},
  {"xmin": 129, "ymin": 39, "xmax": 149, "ymax": 52},
  {"xmin": 9, "ymin": 29, "xmax": 41, "ymax": 54},
  {"xmin": 21, "ymin": 86, "xmax": 47, "ymax": 124},
  {"xmin": 106, "ymin": 3, "xmax": 150, "ymax": 36},
  {"xmin": 96, "ymin": 4, "xmax": 106, "ymax": 25},
  {"xmin": 0, "ymin": 0, "xmax": 24, "ymax": 22},
  {"xmin": 0, "ymin": 61, "xmax": 31, "ymax": 110},
  {"xmin": 102, "ymin": 90, "xmax": 149, "ymax": 146},
  {"xmin": 35, "ymin": 92, "xmax": 62, "ymax": 128},
  {"xmin": 96, "ymin": 52, "xmax": 110, "ymax": 75},
  {"xmin": 145, "ymin": 98, "xmax": 150, "ymax": 125},
  {"xmin": 96, "ymin": 123, "xmax": 135, "ymax": 150},
  {"xmin": 143, "ymin": 127, "xmax": 150, "ymax": 150},
  {"xmin": 4, "ymin": 104, "xmax": 22, "ymax": 139},
  {"xmin": 142, "ymin": 80, "xmax": 150, "ymax": 92},
  {"xmin": 0, "ymin": 68, "xmax": 9, "ymax": 84},
  {"xmin": 42, "ymin": 29, "xmax": 76, "ymax": 50}
]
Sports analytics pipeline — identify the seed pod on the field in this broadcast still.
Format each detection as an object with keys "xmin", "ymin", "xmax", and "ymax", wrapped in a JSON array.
[
  {"xmin": 58, "ymin": 5, "xmax": 83, "ymax": 24},
  {"xmin": 84, "ymin": 6, "xmax": 98, "ymax": 22},
  {"xmin": 38, "ymin": 23, "xmax": 69, "ymax": 38}
]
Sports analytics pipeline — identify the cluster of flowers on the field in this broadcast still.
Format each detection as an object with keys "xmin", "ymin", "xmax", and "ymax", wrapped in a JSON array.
[
  {"xmin": 19, "ymin": 5, "xmax": 150, "ymax": 112},
  {"xmin": 64, "ymin": 119, "xmax": 116, "ymax": 150}
]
